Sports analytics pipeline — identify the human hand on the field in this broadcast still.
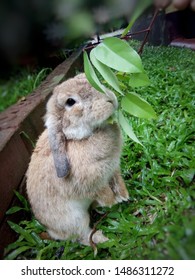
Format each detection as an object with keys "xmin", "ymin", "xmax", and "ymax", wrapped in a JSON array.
[{"xmin": 154, "ymin": 0, "xmax": 195, "ymax": 10}]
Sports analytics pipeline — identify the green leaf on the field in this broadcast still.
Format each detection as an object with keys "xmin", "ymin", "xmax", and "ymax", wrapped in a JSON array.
[
  {"xmin": 36, "ymin": 241, "xmax": 61, "ymax": 260},
  {"xmin": 93, "ymin": 37, "xmax": 144, "ymax": 73},
  {"xmin": 90, "ymin": 49, "xmax": 123, "ymax": 95},
  {"xmin": 83, "ymin": 51, "xmax": 105, "ymax": 93},
  {"xmin": 14, "ymin": 190, "xmax": 30, "ymax": 211},
  {"xmin": 5, "ymin": 246, "xmax": 31, "ymax": 260},
  {"xmin": 26, "ymin": 218, "xmax": 46, "ymax": 232},
  {"xmin": 6, "ymin": 206, "xmax": 24, "ymax": 215},
  {"xmin": 118, "ymin": 110, "xmax": 142, "ymax": 145},
  {"xmin": 5, "ymin": 239, "xmax": 29, "ymax": 251},
  {"xmin": 121, "ymin": 0, "xmax": 152, "ymax": 37},
  {"xmin": 121, "ymin": 93, "xmax": 157, "ymax": 119},
  {"xmin": 20, "ymin": 131, "xmax": 35, "ymax": 149},
  {"xmin": 180, "ymin": 169, "xmax": 195, "ymax": 185},
  {"xmin": 30, "ymin": 231, "xmax": 44, "ymax": 246},
  {"xmin": 7, "ymin": 221, "xmax": 36, "ymax": 245},
  {"xmin": 129, "ymin": 73, "xmax": 150, "ymax": 88}
]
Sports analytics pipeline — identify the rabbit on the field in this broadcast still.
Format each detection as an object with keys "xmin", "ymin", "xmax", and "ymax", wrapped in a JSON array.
[{"xmin": 26, "ymin": 73, "xmax": 129, "ymax": 245}]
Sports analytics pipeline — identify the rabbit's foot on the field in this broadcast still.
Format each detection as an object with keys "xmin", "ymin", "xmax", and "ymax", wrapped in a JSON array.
[
  {"xmin": 91, "ymin": 230, "xmax": 108, "ymax": 244},
  {"xmin": 80, "ymin": 230, "xmax": 108, "ymax": 245}
]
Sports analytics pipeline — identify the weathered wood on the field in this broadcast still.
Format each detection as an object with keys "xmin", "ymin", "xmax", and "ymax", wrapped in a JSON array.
[{"xmin": 0, "ymin": 133, "xmax": 29, "ymax": 223}]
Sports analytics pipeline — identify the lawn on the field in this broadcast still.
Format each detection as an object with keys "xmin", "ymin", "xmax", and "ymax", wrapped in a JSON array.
[
  {"xmin": 0, "ymin": 68, "xmax": 51, "ymax": 112},
  {"xmin": 4, "ymin": 43, "xmax": 195, "ymax": 260}
]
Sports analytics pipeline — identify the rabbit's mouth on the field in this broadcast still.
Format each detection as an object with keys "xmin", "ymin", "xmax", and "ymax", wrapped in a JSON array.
[
  {"xmin": 106, "ymin": 112, "xmax": 118, "ymax": 125},
  {"xmin": 105, "ymin": 90, "xmax": 118, "ymax": 110}
]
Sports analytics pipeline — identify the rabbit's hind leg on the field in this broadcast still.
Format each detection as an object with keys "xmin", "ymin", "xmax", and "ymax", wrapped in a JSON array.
[
  {"xmin": 65, "ymin": 199, "xmax": 108, "ymax": 245},
  {"xmin": 94, "ymin": 184, "xmax": 119, "ymax": 207},
  {"xmin": 43, "ymin": 199, "xmax": 91, "ymax": 243},
  {"xmin": 46, "ymin": 199, "xmax": 108, "ymax": 245},
  {"xmin": 47, "ymin": 228, "xmax": 68, "ymax": 241}
]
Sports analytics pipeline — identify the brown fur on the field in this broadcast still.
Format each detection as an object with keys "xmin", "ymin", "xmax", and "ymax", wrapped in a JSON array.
[{"xmin": 26, "ymin": 73, "xmax": 129, "ymax": 245}]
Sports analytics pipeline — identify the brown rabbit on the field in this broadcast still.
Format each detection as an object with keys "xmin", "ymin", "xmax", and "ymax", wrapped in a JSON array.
[{"xmin": 26, "ymin": 73, "xmax": 129, "ymax": 245}]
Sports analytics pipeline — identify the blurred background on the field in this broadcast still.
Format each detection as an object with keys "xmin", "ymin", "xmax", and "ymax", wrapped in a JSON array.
[
  {"xmin": 0, "ymin": 0, "xmax": 139, "ymax": 77},
  {"xmin": 0, "ymin": 0, "xmax": 194, "ymax": 77}
]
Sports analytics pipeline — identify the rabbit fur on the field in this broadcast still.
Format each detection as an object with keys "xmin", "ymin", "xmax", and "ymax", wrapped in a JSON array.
[{"xmin": 26, "ymin": 73, "xmax": 129, "ymax": 245}]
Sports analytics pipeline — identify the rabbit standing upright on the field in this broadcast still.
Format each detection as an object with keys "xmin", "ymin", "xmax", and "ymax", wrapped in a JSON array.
[{"xmin": 26, "ymin": 73, "xmax": 129, "ymax": 245}]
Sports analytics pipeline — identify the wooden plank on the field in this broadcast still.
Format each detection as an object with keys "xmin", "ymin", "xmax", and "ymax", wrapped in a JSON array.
[{"xmin": 0, "ymin": 132, "xmax": 29, "ymax": 223}]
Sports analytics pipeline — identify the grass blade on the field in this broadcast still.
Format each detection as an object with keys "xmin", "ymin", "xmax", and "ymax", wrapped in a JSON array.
[
  {"xmin": 7, "ymin": 221, "xmax": 36, "ymax": 245},
  {"xmin": 5, "ymin": 246, "xmax": 31, "ymax": 260}
]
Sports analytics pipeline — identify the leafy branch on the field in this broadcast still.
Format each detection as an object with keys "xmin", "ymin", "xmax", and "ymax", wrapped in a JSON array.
[
  {"xmin": 83, "ymin": 0, "xmax": 158, "ymax": 145},
  {"xmin": 84, "ymin": 37, "xmax": 157, "ymax": 145}
]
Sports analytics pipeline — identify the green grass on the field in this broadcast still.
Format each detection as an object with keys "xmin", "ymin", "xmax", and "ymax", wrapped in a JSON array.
[
  {"xmin": 0, "ymin": 68, "xmax": 51, "ymax": 112},
  {"xmin": 4, "ymin": 44, "xmax": 195, "ymax": 260}
]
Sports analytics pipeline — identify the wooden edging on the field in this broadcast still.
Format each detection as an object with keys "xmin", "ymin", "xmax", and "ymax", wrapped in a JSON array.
[{"xmin": 0, "ymin": 48, "xmax": 83, "ymax": 258}]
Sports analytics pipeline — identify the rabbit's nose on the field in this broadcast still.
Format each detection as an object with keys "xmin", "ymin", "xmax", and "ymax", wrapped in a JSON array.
[{"xmin": 105, "ymin": 90, "xmax": 118, "ymax": 109}]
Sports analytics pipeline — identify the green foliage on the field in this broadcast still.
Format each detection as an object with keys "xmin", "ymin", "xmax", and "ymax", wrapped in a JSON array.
[
  {"xmin": 121, "ymin": 92, "xmax": 156, "ymax": 119},
  {"xmin": 5, "ymin": 44, "xmax": 195, "ymax": 260},
  {"xmin": 5, "ymin": 218, "xmax": 47, "ymax": 260},
  {"xmin": 84, "ymin": 37, "xmax": 156, "ymax": 144},
  {"xmin": 83, "ymin": 0, "xmax": 154, "ymax": 144},
  {"xmin": 128, "ymin": 73, "xmax": 150, "ymax": 88},
  {"xmin": 90, "ymin": 48, "xmax": 123, "ymax": 94},
  {"xmin": 84, "ymin": 51, "xmax": 105, "ymax": 93},
  {"xmin": 118, "ymin": 110, "xmax": 142, "ymax": 146},
  {"xmin": 6, "ymin": 191, "xmax": 31, "ymax": 215},
  {"xmin": 121, "ymin": 0, "xmax": 152, "ymax": 37},
  {"xmin": 91, "ymin": 38, "xmax": 144, "ymax": 73},
  {"xmin": 0, "ymin": 68, "xmax": 51, "ymax": 112}
]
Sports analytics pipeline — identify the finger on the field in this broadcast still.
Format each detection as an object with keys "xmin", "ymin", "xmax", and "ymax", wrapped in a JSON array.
[
  {"xmin": 172, "ymin": 0, "xmax": 191, "ymax": 10},
  {"xmin": 154, "ymin": 0, "xmax": 171, "ymax": 9},
  {"xmin": 191, "ymin": 0, "xmax": 195, "ymax": 10}
]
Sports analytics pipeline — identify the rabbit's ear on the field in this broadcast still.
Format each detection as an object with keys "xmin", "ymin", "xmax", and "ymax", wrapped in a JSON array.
[{"xmin": 47, "ymin": 115, "xmax": 70, "ymax": 178}]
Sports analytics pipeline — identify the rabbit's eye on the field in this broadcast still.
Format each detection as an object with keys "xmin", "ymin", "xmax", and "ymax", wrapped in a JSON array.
[{"xmin": 66, "ymin": 98, "xmax": 76, "ymax": 107}]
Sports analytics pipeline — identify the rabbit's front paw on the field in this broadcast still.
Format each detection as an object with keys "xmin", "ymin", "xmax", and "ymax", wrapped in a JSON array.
[
  {"xmin": 114, "ymin": 193, "xmax": 129, "ymax": 203},
  {"xmin": 113, "ymin": 187, "xmax": 129, "ymax": 203},
  {"xmin": 110, "ymin": 171, "xmax": 129, "ymax": 203},
  {"xmin": 95, "ymin": 186, "xmax": 120, "ymax": 207}
]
